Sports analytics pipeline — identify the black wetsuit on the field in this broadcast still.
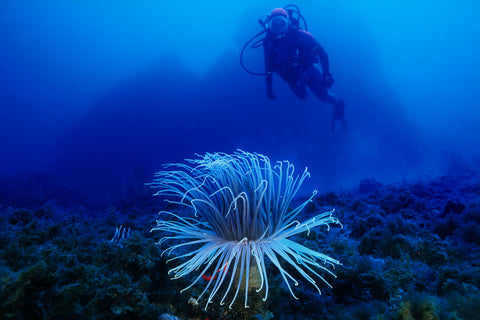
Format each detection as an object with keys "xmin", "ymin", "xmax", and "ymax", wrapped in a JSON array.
[{"xmin": 263, "ymin": 27, "xmax": 337, "ymax": 103}]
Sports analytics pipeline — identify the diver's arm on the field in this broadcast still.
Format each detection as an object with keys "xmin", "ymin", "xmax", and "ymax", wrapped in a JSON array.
[
  {"xmin": 298, "ymin": 30, "xmax": 333, "ymax": 78},
  {"xmin": 264, "ymin": 39, "xmax": 275, "ymax": 99},
  {"xmin": 313, "ymin": 43, "xmax": 334, "ymax": 87},
  {"xmin": 313, "ymin": 44, "xmax": 331, "ymax": 76},
  {"xmin": 266, "ymin": 71, "xmax": 274, "ymax": 99}
]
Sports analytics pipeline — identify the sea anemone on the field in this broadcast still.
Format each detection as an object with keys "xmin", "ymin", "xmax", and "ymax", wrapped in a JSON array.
[{"xmin": 150, "ymin": 150, "xmax": 341, "ymax": 309}]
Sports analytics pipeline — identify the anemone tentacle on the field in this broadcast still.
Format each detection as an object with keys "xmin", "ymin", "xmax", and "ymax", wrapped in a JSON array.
[{"xmin": 151, "ymin": 150, "xmax": 342, "ymax": 310}]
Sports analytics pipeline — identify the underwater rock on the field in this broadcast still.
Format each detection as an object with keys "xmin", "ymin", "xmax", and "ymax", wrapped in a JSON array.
[
  {"xmin": 1, "ymin": 167, "xmax": 479, "ymax": 320},
  {"xmin": 358, "ymin": 177, "xmax": 382, "ymax": 193},
  {"xmin": 443, "ymin": 199, "xmax": 465, "ymax": 215}
]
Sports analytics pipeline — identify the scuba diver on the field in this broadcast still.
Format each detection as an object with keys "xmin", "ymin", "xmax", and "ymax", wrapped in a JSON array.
[{"xmin": 241, "ymin": 6, "xmax": 346, "ymax": 132}]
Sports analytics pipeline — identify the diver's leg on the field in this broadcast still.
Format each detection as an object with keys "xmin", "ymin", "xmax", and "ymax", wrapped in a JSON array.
[
  {"xmin": 307, "ymin": 65, "xmax": 346, "ymax": 132},
  {"xmin": 307, "ymin": 65, "xmax": 338, "ymax": 103},
  {"xmin": 287, "ymin": 79, "xmax": 308, "ymax": 100}
]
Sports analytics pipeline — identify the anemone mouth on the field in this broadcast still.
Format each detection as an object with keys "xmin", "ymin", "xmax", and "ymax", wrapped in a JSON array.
[{"xmin": 150, "ymin": 150, "xmax": 342, "ymax": 310}]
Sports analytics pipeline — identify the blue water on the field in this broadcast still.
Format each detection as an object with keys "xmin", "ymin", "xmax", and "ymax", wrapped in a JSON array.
[{"xmin": 1, "ymin": 1, "xmax": 479, "ymax": 205}]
